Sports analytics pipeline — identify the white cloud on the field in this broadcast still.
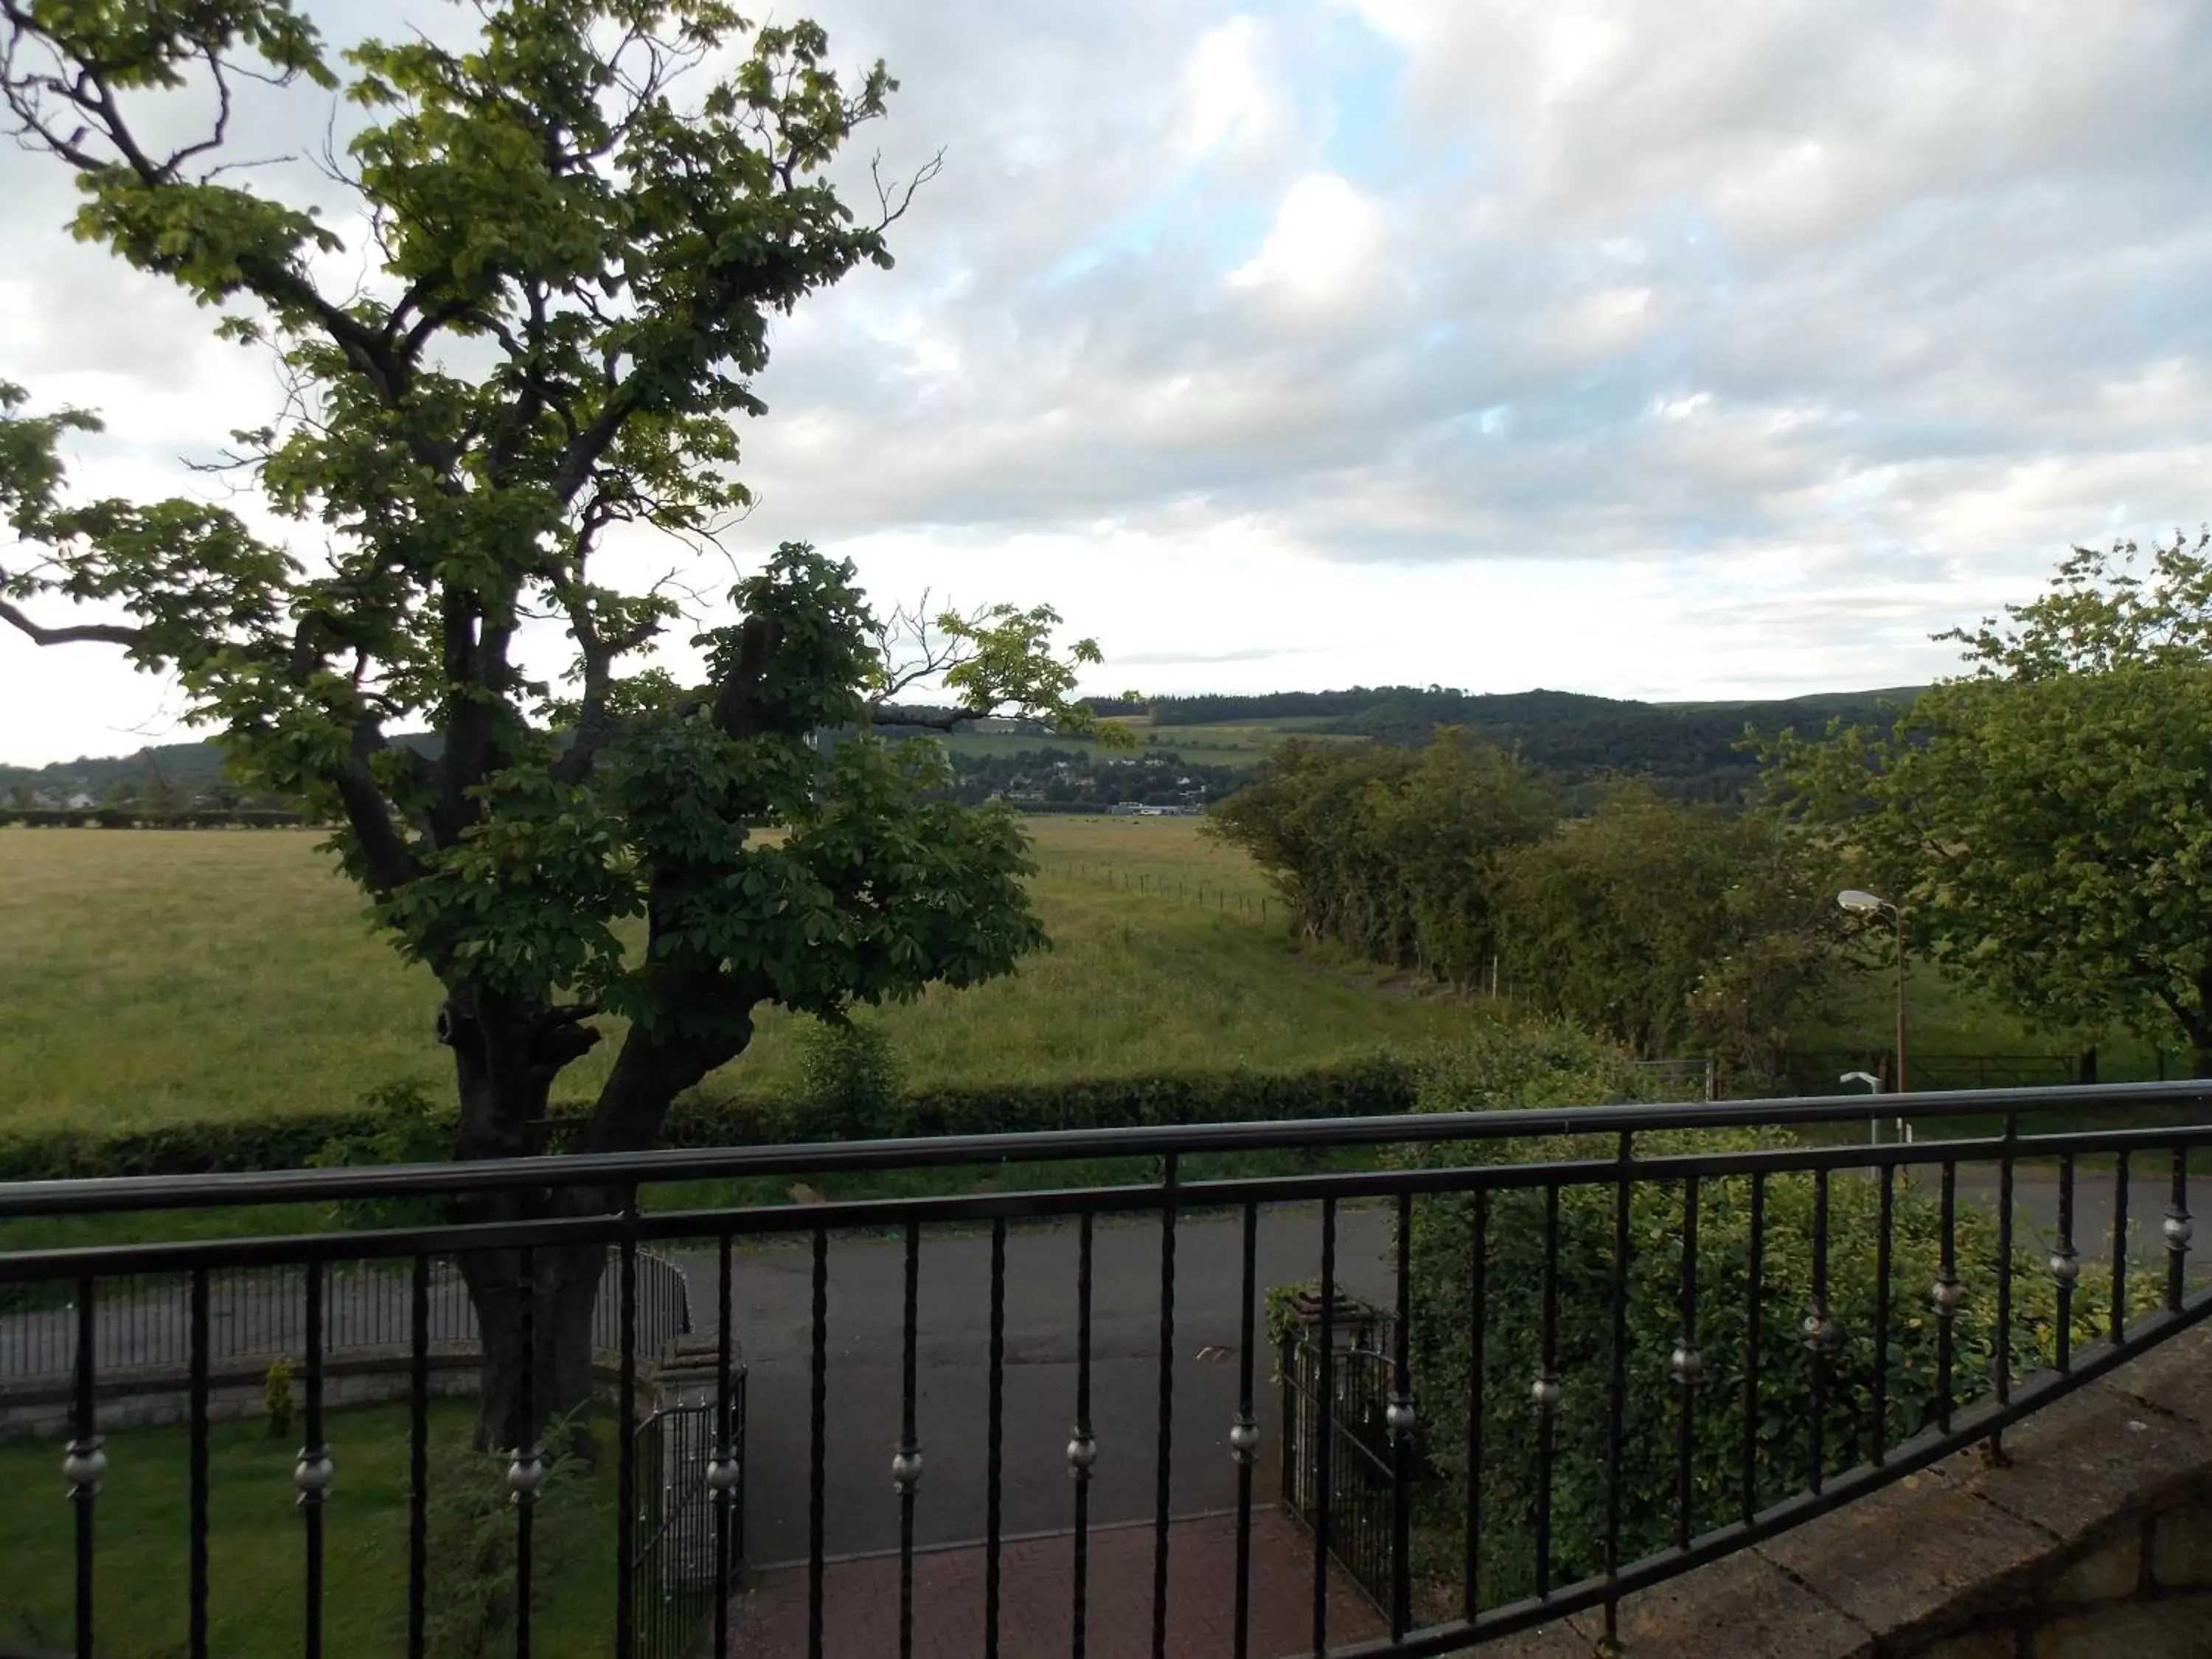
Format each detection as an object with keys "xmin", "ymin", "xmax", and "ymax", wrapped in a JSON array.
[
  {"xmin": 1179, "ymin": 15, "xmax": 1284, "ymax": 161},
  {"xmin": 1226, "ymin": 173, "xmax": 1384, "ymax": 303}
]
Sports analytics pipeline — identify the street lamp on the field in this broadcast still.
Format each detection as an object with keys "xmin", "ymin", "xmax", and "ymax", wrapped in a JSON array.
[
  {"xmin": 1839, "ymin": 888, "xmax": 1909, "ymax": 1151},
  {"xmin": 1841, "ymin": 1069, "xmax": 1886, "ymax": 1148}
]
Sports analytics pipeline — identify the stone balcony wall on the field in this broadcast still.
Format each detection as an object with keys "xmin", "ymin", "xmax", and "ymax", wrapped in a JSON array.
[{"xmin": 1497, "ymin": 1322, "xmax": 2212, "ymax": 1659}]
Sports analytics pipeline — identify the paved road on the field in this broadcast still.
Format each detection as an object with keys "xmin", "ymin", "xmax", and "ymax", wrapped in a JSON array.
[{"xmin": 670, "ymin": 1206, "xmax": 1396, "ymax": 1566}]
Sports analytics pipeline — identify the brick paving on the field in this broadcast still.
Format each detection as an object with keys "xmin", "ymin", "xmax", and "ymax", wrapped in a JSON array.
[{"xmin": 726, "ymin": 1506, "xmax": 1386, "ymax": 1658}]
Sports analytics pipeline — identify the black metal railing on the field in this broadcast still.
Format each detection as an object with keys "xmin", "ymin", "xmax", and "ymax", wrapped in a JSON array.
[{"xmin": 1, "ymin": 1078, "xmax": 2208, "ymax": 1659}]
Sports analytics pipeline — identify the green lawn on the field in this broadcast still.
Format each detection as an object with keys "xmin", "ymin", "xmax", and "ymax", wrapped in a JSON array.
[
  {"xmin": 0, "ymin": 1401, "xmax": 625, "ymax": 1659},
  {"xmin": 0, "ymin": 821, "xmax": 1478, "ymax": 1135}
]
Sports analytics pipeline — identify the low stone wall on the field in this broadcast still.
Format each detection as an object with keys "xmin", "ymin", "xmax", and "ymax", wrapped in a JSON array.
[
  {"xmin": 1496, "ymin": 1321, "xmax": 2212, "ymax": 1658},
  {"xmin": 0, "ymin": 1343, "xmax": 655, "ymax": 1441}
]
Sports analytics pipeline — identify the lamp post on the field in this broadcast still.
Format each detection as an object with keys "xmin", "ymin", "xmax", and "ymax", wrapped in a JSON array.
[
  {"xmin": 1840, "ymin": 888, "xmax": 1907, "ymax": 1154},
  {"xmin": 1841, "ymin": 1069, "xmax": 1883, "ymax": 1148}
]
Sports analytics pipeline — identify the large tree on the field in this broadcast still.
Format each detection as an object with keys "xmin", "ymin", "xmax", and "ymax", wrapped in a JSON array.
[
  {"xmin": 1765, "ymin": 532, "xmax": 2212, "ymax": 1074},
  {"xmin": 0, "ymin": 0, "xmax": 1117, "ymax": 1448}
]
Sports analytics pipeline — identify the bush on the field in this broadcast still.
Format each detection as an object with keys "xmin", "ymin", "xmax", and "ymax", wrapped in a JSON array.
[
  {"xmin": 308, "ymin": 1079, "xmax": 454, "ymax": 1228},
  {"xmin": 1388, "ymin": 1028, "xmax": 2130, "ymax": 1604},
  {"xmin": 423, "ymin": 1421, "xmax": 582, "ymax": 1659},
  {"xmin": 790, "ymin": 1017, "xmax": 902, "ymax": 1141},
  {"xmin": 263, "ymin": 1357, "xmax": 295, "ymax": 1439}
]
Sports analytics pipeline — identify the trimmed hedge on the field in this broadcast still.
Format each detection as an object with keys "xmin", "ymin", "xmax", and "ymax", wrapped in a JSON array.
[
  {"xmin": 0, "ymin": 1058, "xmax": 1417, "ymax": 1182},
  {"xmin": 0, "ymin": 807, "xmax": 309, "ymax": 829}
]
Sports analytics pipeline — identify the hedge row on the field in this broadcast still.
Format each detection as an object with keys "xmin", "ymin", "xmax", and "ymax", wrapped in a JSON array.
[
  {"xmin": 0, "ymin": 807, "xmax": 309, "ymax": 829},
  {"xmin": 0, "ymin": 1059, "xmax": 1417, "ymax": 1183}
]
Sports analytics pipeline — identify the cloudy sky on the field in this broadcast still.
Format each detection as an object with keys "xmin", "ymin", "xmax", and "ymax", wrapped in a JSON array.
[{"xmin": 4, "ymin": 0, "xmax": 2211, "ymax": 763}]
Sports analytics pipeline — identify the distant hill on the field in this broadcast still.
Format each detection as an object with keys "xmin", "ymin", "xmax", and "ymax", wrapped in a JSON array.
[
  {"xmin": 0, "ymin": 740, "xmax": 237, "ymax": 804},
  {"xmin": 1147, "ymin": 685, "xmax": 1921, "ymax": 804},
  {"xmin": 0, "ymin": 734, "xmax": 440, "ymax": 807},
  {"xmin": 1, "ymin": 686, "xmax": 1924, "ymax": 810}
]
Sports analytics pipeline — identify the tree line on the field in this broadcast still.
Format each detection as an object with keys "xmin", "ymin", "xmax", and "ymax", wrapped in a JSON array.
[
  {"xmin": 1206, "ymin": 731, "xmax": 1848, "ymax": 1085},
  {"xmin": 1214, "ymin": 529, "xmax": 2212, "ymax": 1081}
]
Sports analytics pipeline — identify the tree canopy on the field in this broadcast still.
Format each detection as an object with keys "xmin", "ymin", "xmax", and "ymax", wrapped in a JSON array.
[
  {"xmin": 0, "ymin": 0, "xmax": 1115, "ymax": 1444},
  {"xmin": 1765, "ymin": 532, "xmax": 2212, "ymax": 1070},
  {"xmin": 1492, "ymin": 784, "xmax": 1843, "ymax": 1080}
]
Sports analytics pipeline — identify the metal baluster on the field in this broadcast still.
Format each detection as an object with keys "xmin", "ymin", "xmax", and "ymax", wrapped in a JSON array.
[
  {"xmin": 1933, "ymin": 1163, "xmax": 1960, "ymax": 1433},
  {"xmin": 190, "ymin": 1268, "xmax": 209, "ymax": 1659},
  {"xmin": 894, "ymin": 1222, "xmax": 922, "ymax": 1659},
  {"xmin": 2168, "ymin": 1147, "xmax": 2193, "ymax": 1314},
  {"xmin": 1996, "ymin": 1116, "xmax": 2017, "ymax": 1433},
  {"xmin": 1070, "ymin": 1212, "xmax": 1096, "ymax": 1659},
  {"xmin": 1312, "ymin": 1196, "xmax": 1338, "ymax": 1656},
  {"xmin": 1871, "ymin": 1166, "xmax": 1893, "ymax": 1466},
  {"xmin": 299, "ymin": 1261, "xmax": 330, "ymax": 1659},
  {"xmin": 1602, "ymin": 1136, "xmax": 1632, "ymax": 1644},
  {"xmin": 1534, "ymin": 1182, "xmax": 1562, "ymax": 1599},
  {"xmin": 1806, "ymin": 1169, "xmax": 1831, "ymax": 1495},
  {"xmin": 2053, "ymin": 1154, "xmax": 2079, "ymax": 1371},
  {"xmin": 808, "ymin": 1227, "xmax": 829, "ymax": 1659},
  {"xmin": 1463, "ymin": 1186, "xmax": 1487, "ymax": 1624},
  {"xmin": 1734, "ymin": 1177, "xmax": 1770, "ymax": 1531},
  {"xmin": 1152, "ymin": 1155, "xmax": 1180, "ymax": 1659},
  {"xmin": 616, "ymin": 1209, "xmax": 639, "ymax": 1659},
  {"xmin": 1228, "ymin": 1201, "xmax": 1260, "ymax": 1658},
  {"xmin": 987, "ymin": 1217, "xmax": 1008, "ymax": 1659},
  {"xmin": 2111, "ymin": 1152, "xmax": 2131, "ymax": 1345},
  {"xmin": 1389, "ymin": 1191, "xmax": 1416, "ymax": 1641},
  {"xmin": 1674, "ymin": 1177, "xmax": 1701, "ymax": 1551},
  {"xmin": 512, "ymin": 1246, "xmax": 539, "ymax": 1659},
  {"xmin": 66, "ymin": 1275, "xmax": 100, "ymax": 1659},
  {"xmin": 714, "ymin": 1234, "xmax": 737, "ymax": 1659},
  {"xmin": 410, "ymin": 1256, "xmax": 430, "ymax": 1659}
]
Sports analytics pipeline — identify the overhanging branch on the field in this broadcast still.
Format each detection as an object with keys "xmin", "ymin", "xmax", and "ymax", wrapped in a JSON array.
[{"xmin": 0, "ymin": 597, "xmax": 144, "ymax": 650}]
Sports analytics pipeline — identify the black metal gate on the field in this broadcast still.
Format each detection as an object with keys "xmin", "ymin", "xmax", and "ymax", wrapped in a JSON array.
[
  {"xmin": 1280, "ymin": 1302, "xmax": 1397, "ymax": 1610},
  {"xmin": 628, "ymin": 1371, "xmax": 745, "ymax": 1659}
]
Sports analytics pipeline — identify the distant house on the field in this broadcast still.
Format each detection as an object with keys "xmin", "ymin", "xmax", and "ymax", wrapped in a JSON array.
[{"xmin": 1110, "ymin": 801, "xmax": 1144, "ymax": 815}]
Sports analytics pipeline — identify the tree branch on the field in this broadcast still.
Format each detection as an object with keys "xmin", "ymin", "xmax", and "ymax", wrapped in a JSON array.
[
  {"xmin": 709, "ymin": 613, "xmax": 784, "ymax": 740},
  {"xmin": 0, "ymin": 595, "xmax": 145, "ymax": 649}
]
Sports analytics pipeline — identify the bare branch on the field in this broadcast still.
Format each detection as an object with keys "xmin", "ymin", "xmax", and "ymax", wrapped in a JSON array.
[
  {"xmin": 872, "ymin": 147, "xmax": 945, "ymax": 231},
  {"xmin": 0, "ymin": 595, "xmax": 145, "ymax": 650}
]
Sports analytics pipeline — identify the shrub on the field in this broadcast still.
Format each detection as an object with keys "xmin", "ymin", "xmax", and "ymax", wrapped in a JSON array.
[
  {"xmin": 263, "ymin": 1357, "xmax": 295, "ymax": 1440},
  {"xmin": 1388, "ymin": 1029, "xmax": 2131, "ymax": 1603},
  {"xmin": 423, "ymin": 1421, "xmax": 582, "ymax": 1659},
  {"xmin": 790, "ymin": 1016, "xmax": 902, "ymax": 1141},
  {"xmin": 307, "ymin": 1079, "xmax": 452, "ymax": 1228}
]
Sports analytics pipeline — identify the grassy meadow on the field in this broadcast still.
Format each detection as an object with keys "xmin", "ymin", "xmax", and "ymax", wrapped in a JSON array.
[{"xmin": 0, "ymin": 818, "xmax": 1477, "ymax": 1135}]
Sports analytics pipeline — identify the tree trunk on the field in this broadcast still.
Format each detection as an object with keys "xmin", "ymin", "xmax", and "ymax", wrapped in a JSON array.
[
  {"xmin": 441, "ymin": 981, "xmax": 754, "ymax": 1458},
  {"xmin": 439, "ymin": 987, "xmax": 611, "ymax": 1453},
  {"xmin": 456, "ymin": 1238, "xmax": 607, "ymax": 1456}
]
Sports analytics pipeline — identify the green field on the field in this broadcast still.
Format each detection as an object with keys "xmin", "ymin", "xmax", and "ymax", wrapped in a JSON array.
[
  {"xmin": 0, "ymin": 804, "xmax": 2153, "ymax": 1144},
  {"xmin": 0, "ymin": 821, "xmax": 1477, "ymax": 1135}
]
